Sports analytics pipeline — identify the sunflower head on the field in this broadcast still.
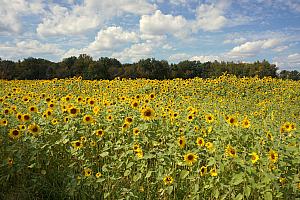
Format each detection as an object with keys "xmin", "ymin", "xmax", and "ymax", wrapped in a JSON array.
[
  {"xmin": 83, "ymin": 115, "xmax": 93, "ymax": 124},
  {"xmin": 163, "ymin": 175, "xmax": 173, "ymax": 185},
  {"xmin": 9, "ymin": 128, "xmax": 22, "ymax": 140},
  {"xmin": 95, "ymin": 129, "xmax": 104, "ymax": 137},
  {"xmin": 72, "ymin": 140, "xmax": 83, "ymax": 150},
  {"xmin": 140, "ymin": 107, "xmax": 155, "ymax": 121},
  {"xmin": 225, "ymin": 145, "xmax": 237, "ymax": 157},
  {"xmin": 250, "ymin": 152, "xmax": 259, "ymax": 164},
  {"xmin": 210, "ymin": 167, "xmax": 218, "ymax": 177},
  {"xmin": 83, "ymin": 168, "xmax": 92, "ymax": 177},
  {"xmin": 268, "ymin": 150, "xmax": 278, "ymax": 163},
  {"xmin": 178, "ymin": 136, "xmax": 186, "ymax": 149},
  {"xmin": 200, "ymin": 166, "xmax": 207, "ymax": 176},
  {"xmin": 196, "ymin": 137, "xmax": 205, "ymax": 147},
  {"xmin": 28, "ymin": 124, "xmax": 41, "ymax": 135},
  {"xmin": 205, "ymin": 114, "xmax": 214, "ymax": 123},
  {"xmin": 184, "ymin": 152, "xmax": 198, "ymax": 166}
]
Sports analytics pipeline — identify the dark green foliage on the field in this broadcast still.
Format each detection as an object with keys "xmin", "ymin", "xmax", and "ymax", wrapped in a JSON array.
[{"xmin": 0, "ymin": 55, "xmax": 298, "ymax": 80}]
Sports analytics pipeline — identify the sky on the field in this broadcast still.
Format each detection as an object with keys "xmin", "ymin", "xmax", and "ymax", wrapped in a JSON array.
[{"xmin": 0, "ymin": 0, "xmax": 300, "ymax": 70}]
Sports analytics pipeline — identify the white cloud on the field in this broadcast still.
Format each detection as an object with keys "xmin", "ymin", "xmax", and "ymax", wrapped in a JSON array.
[
  {"xmin": 228, "ymin": 38, "xmax": 282, "ymax": 57},
  {"xmin": 63, "ymin": 26, "xmax": 139, "ymax": 57},
  {"xmin": 37, "ymin": 0, "xmax": 156, "ymax": 36},
  {"xmin": 0, "ymin": 0, "xmax": 44, "ymax": 33},
  {"xmin": 0, "ymin": 40, "xmax": 64, "ymax": 59},
  {"xmin": 190, "ymin": 55, "xmax": 224, "ymax": 62},
  {"xmin": 273, "ymin": 53, "xmax": 300, "ymax": 70},
  {"xmin": 88, "ymin": 26, "xmax": 139, "ymax": 51},
  {"xmin": 168, "ymin": 53, "xmax": 190, "ymax": 63},
  {"xmin": 287, "ymin": 53, "xmax": 300, "ymax": 63},
  {"xmin": 140, "ymin": 10, "xmax": 189, "ymax": 39},
  {"xmin": 193, "ymin": 2, "xmax": 228, "ymax": 32},
  {"xmin": 111, "ymin": 42, "xmax": 155, "ymax": 63},
  {"xmin": 224, "ymin": 37, "xmax": 247, "ymax": 44},
  {"xmin": 272, "ymin": 45, "xmax": 289, "ymax": 52}
]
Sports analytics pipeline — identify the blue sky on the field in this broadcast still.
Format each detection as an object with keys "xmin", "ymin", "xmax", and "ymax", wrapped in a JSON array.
[{"xmin": 0, "ymin": 0, "xmax": 300, "ymax": 70}]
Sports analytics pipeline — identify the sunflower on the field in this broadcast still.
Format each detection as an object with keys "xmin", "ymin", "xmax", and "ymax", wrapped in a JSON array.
[
  {"xmin": 266, "ymin": 131, "xmax": 274, "ymax": 141},
  {"xmin": 9, "ymin": 128, "xmax": 22, "ymax": 140},
  {"xmin": 225, "ymin": 145, "xmax": 237, "ymax": 157},
  {"xmin": 28, "ymin": 106, "xmax": 38, "ymax": 112},
  {"xmin": 268, "ymin": 150, "xmax": 278, "ymax": 163},
  {"xmin": 125, "ymin": 117, "xmax": 133, "ymax": 124},
  {"xmin": 16, "ymin": 113, "xmax": 23, "ymax": 121},
  {"xmin": 133, "ymin": 143, "xmax": 140, "ymax": 152},
  {"xmin": 68, "ymin": 107, "xmax": 79, "ymax": 116},
  {"xmin": 227, "ymin": 116, "xmax": 238, "ymax": 126},
  {"xmin": 83, "ymin": 115, "xmax": 94, "ymax": 124},
  {"xmin": 163, "ymin": 175, "xmax": 173, "ymax": 185},
  {"xmin": 90, "ymin": 140, "xmax": 96, "ymax": 147},
  {"xmin": 21, "ymin": 113, "xmax": 31, "ymax": 122},
  {"xmin": 83, "ymin": 168, "xmax": 92, "ymax": 177},
  {"xmin": 95, "ymin": 129, "xmax": 104, "ymax": 137},
  {"xmin": 93, "ymin": 106, "xmax": 100, "ymax": 114},
  {"xmin": 28, "ymin": 124, "xmax": 41, "ymax": 135},
  {"xmin": 187, "ymin": 114, "xmax": 194, "ymax": 121},
  {"xmin": 210, "ymin": 166, "xmax": 218, "ymax": 177},
  {"xmin": 241, "ymin": 118, "xmax": 250, "ymax": 128},
  {"xmin": 133, "ymin": 128, "xmax": 140, "ymax": 136},
  {"xmin": 131, "ymin": 100, "xmax": 139, "ymax": 109},
  {"xmin": 200, "ymin": 166, "xmax": 207, "ymax": 176},
  {"xmin": 196, "ymin": 137, "xmax": 205, "ymax": 147},
  {"xmin": 106, "ymin": 115, "xmax": 113, "ymax": 121},
  {"xmin": 205, "ymin": 142, "xmax": 214, "ymax": 151},
  {"xmin": 140, "ymin": 107, "xmax": 155, "ymax": 121},
  {"xmin": 205, "ymin": 114, "xmax": 214, "ymax": 123},
  {"xmin": 18, "ymin": 124, "xmax": 26, "ymax": 131},
  {"xmin": 250, "ymin": 152, "xmax": 259, "ymax": 164},
  {"xmin": 7, "ymin": 158, "xmax": 13, "ymax": 166},
  {"xmin": 51, "ymin": 118, "xmax": 58, "ymax": 125},
  {"xmin": 0, "ymin": 118, "xmax": 8, "ymax": 126},
  {"xmin": 135, "ymin": 149, "xmax": 144, "ymax": 158},
  {"xmin": 184, "ymin": 152, "xmax": 198, "ymax": 166},
  {"xmin": 80, "ymin": 136, "xmax": 87, "ymax": 142},
  {"xmin": 88, "ymin": 98, "xmax": 96, "ymax": 106},
  {"xmin": 95, "ymin": 172, "xmax": 102, "ymax": 178},
  {"xmin": 72, "ymin": 140, "xmax": 83, "ymax": 150},
  {"xmin": 178, "ymin": 136, "xmax": 186, "ymax": 149}
]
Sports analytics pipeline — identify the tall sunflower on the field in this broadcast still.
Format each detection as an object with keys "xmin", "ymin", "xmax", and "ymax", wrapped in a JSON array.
[
  {"xmin": 225, "ymin": 145, "xmax": 237, "ymax": 157},
  {"xmin": 9, "ymin": 128, "xmax": 22, "ymax": 140},
  {"xmin": 196, "ymin": 137, "xmax": 205, "ymax": 147},
  {"xmin": 28, "ymin": 124, "xmax": 41, "ymax": 136},
  {"xmin": 184, "ymin": 152, "xmax": 198, "ymax": 166},
  {"xmin": 140, "ymin": 107, "xmax": 155, "ymax": 121},
  {"xmin": 178, "ymin": 136, "xmax": 186, "ymax": 149},
  {"xmin": 268, "ymin": 150, "xmax": 278, "ymax": 163},
  {"xmin": 249, "ymin": 152, "xmax": 259, "ymax": 164},
  {"xmin": 163, "ymin": 175, "xmax": 173, "ymax": 185}
]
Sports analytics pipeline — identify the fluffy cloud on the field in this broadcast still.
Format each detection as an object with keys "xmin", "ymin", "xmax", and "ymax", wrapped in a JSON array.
[
  {"xmin": 228, "ymin": 38, "xmax": 281, "ymax": 57},
  {"xmin": 273, "ymin": 53, "xmax": 300, "ymax": 70},
  {"xmin": 193, "ymin": 4, "xmax": 228, "ymax": 31},
  {"xmin": 190, "ymin": 55, "xmax": 224, "ymax": 62},
  {"xmin": 37, "ymin": 0, "xmax": 156, "ymax": 36},
  {"xmin": 140, "ymin": 10, "xmax": 189, "ymax": 39},
  {"xmin": 0, "ymin": 0, "xmax": 44, "ymax": 33},
  {"xmin": 0, "ymin": 40, "xmax": 64, "ymax": 59},
  {"xmin": 111, "ymin": 42, "xmax": 155, "ymax": 63},
  {"xmin": 63, "ymin": 26, "xmax": 139, "ymax": 57},
  {"xmin": 168, "ymin": 53, "xmax": 190, "ymax": 63}
]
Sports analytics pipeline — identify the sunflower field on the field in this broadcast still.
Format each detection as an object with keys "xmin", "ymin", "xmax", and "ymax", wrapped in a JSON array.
[{"xmin": 0, "ymin": 75, "xmax": 299, "ymax": 199}]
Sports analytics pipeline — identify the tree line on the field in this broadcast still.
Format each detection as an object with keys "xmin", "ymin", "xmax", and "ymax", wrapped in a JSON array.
[{"xmin": 0, "ymin": 54, "xmax": 299, "ymax": 80}]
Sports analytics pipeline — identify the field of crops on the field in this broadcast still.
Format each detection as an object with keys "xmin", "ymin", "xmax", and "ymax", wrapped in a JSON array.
[{"xmin": 0, "ymin": 75, "xmax": 299, "ymax": 199}]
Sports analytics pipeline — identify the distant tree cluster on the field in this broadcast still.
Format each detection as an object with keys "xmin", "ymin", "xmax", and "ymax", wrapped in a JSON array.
[{"xmin": 0, "ymin": 55, "xmax": 299, "ymax": 80}]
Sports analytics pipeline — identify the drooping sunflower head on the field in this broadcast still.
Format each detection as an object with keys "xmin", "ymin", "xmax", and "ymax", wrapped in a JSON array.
[
  {"xmin": 125, "ymin": 117, "xmax": 133, "ymax": 124},
  {"xmin": 178, "ymin": 136, "xmax": 186, "ymax": 149},
  {"xmin": 200, "ymin": 166, "xmax": 207, "ymax": 176},
  {"xmin": 225, "ymin": 145, "xmax": 237, "ymax": 157},
  {"xmin": 184, "ymin": 152, "xmax": 198, "ymax": 166},
  {"xmin": 210, "ymin": 167, "xmax": 218, "ymax": 177}
]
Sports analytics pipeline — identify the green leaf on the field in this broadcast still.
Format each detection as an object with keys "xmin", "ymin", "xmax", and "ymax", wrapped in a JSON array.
[
  {"xmin": 194, "ymin": 183, "xmax": 199, "ymax": 193},
  {"xmin": 145, "ymin": 171, "xmax": 152, "ymax": 178},
  {"xmin": 208, "ymin": 157, "xmax": 216, "ymax": 166},
  {"xmin": 180, "ymin": 170, "xmax": 189, "ymax": 179},
  {"xmin": 124, "ymin": 170, "xmax": 131, "ymax": 176},
  {"xmin": 100, "ymin": 152, "xmax": 109, "ymax": 157},
  {"xmin": 28, "ymin": 163, "xmax": 36, "ymax": 168},
  {"xmin": 231, "ymin": 172, "xmax": 244, "ymax": 186},
  {"xmin": 167, "ymin": 186, "xmax": 173, "ymax": 195},
  {"xmin": 213, "ymin": 189, "xmax": 219, "ymax": 199},
  {"xmin": 264, "ymin": 191, "xmax": 272, "ymax": 200},
  {"xmin": 244, "ymin": 186, "xmax": 251, "ymax": 198},
  {"xmin": 126, "ymin": 162, "xmax": 134, "ymax": 169},
  {"xmin": 233, "ymin": 193, "xmax": 243, "ymax": 200},
  {"xmin": 104, "ymin": 193, "xmax": 110, "ymax": 198},
  {"xmin": 133, "ymin": 173, "xmax": 141, "ymax": 182}
]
